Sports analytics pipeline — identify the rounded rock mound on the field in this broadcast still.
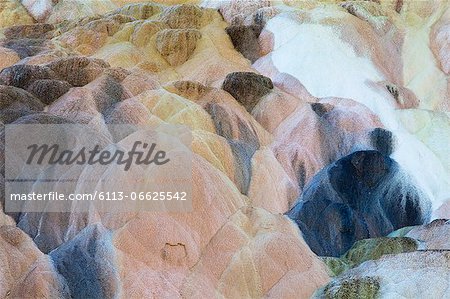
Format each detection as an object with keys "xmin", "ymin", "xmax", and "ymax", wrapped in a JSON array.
[{"xmin": 287, "ymin": 150, "xmax": 431, "ymax": 257}]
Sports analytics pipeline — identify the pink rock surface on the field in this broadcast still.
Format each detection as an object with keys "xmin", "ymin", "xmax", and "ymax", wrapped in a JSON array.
[{"xmin": 0, "ymin": 1, "xmax": 448, "ymax": 298}]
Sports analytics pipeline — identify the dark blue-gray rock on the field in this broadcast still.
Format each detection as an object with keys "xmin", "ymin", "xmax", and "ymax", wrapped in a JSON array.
[
  {"xmin": 228, "ymin": 140, "xmax": 256, "ymax": 195},
  {"xmin": 49, "ymin": 224, "xmax": 119, "ymax": 299},
  {"xmin": 310, "ymin": 103, "xmax": 333, "ymax": 117},
  {"xmin": 287, "ymin": 150, "xmax": 431, "ymax": 257},
  {"xmin": 222, "ymin": 72, "xmax": 273, "ymax": 112},
  {"xmin": 370, "ymin": 128, "xmax": 395, "ymax": 156},
  {"xmin": 204, "ymin": 102, "xmax": 260, "ymax": 149},
  {"xmin": 0, "ymin": 113, "xmax": 75, "ymax": 223},
  {"xmin": 16, "ymin": 211, "xmax": 73, "ymax": 253}
]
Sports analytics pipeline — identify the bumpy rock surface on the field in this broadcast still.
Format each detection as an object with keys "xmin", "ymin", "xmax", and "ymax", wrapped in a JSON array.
[
  {"xmin": 0, "ymin": 0, "xmax": 34, "ymax": 28},
  {"xmin": 4, "ymin": 23, "xmax": 54, "ymax": 39},
  {"xmin": 226, "ymin": 24, "xmax": 263, "ymax": 62},
  {"xmin": 322, "ymin": 237, "xmax": 418, "ymax": 276},
  {"xmin": 222, "ymin": 71, "xmax": 273, "ymax": 112},
  {"xmin": 159, "ymin": 4, "xmax": 204, "ymax": 29},
  {"xmin": 0, "ymin": 64, "xmax": 57, "ymax": 88},
  {"xmin": 0, "ymin": 85, "xmax": 45, "ymax": 111},
  {"xmin": 156, "ymin": 28, "xmax": 202, "ymax": 66},
  {"xmin": 316, "ymin": 251, "xmax": 450, "ymax": 298},
  {"xmin": 26, "ymin": 79, "xmax": 72, "ymax": 104},
  {"xmin": 0, "ymin": 225, "xmax": 69, "ymax": 298},
  {"xmin": 390, "ymin": 218, "xmax": 450, "ymax": 250},
  {"xmin": 0, "ymin": 1, "xmax": 449, "ymax": 298},
  {"xmin": 288, "ymin": 150, "xmax": 431, "ymax": 257}
]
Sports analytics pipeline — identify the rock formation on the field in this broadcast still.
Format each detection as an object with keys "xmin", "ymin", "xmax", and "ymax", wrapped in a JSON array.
[
  {"xmin": 0, "ymin": 0, "xmax": 448, "ymax": 298},
  {"xmin": 287, "ymin": 150, "xmax": 431, "ymax": 257}
]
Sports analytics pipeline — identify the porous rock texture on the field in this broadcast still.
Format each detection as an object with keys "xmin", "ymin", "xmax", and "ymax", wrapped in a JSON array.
[
  {"xmin": 222, "ymin": 71, "xmax": 273, "ymax": 112},
  {"xmin": 0, "ymin": 0, "xmax": 449, "ymax": 298}
]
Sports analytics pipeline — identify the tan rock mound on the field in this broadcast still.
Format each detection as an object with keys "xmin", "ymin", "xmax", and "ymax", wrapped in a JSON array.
[
  {"xmin": 156, "ymin": 28, "xmax": 202, "ymax": 66},
  {"xmin": 181, "ymin": 207, "xmax": 330, "ymax": 299},
  {"xmin": 0, "ymin": 0, "xmax": 34, "ymax": 28},
  {"xmin": 0, "ymin": 46, "xmax": 20, "ymax": 70},
  {"xmin": 315, "ymin": 251, "xmax": 450, "ymax": 298},
  {"xmin": 222, "ymin": 71, "xmax": 273, "ymax": 112},
  {"xmin": 113, "ymin": 2, "xmax": 162, "ymax": 20},
  {"xmin": 159, "ymin": 4, "xmax": 204, "ymax": 29}
]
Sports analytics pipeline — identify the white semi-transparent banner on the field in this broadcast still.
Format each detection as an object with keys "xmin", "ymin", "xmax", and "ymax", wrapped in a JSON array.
[{"xmin": 4, "ymin": 124, "xmax": 192, "ymax": 212}]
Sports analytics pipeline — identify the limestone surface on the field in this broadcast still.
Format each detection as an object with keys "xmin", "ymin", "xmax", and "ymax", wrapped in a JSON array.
[{"xmin": 0, "ymin": 1, "xmax": 448, "ymax": 298}]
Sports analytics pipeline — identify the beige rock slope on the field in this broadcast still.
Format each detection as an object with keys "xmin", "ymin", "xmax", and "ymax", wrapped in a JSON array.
[
  {"xmin": 0, "ymin": 225, "xmax": 68, "ymax": 298},
  {"xmin": 0, "ymin": 1, "xmax": 331, "ymax": 298}
]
